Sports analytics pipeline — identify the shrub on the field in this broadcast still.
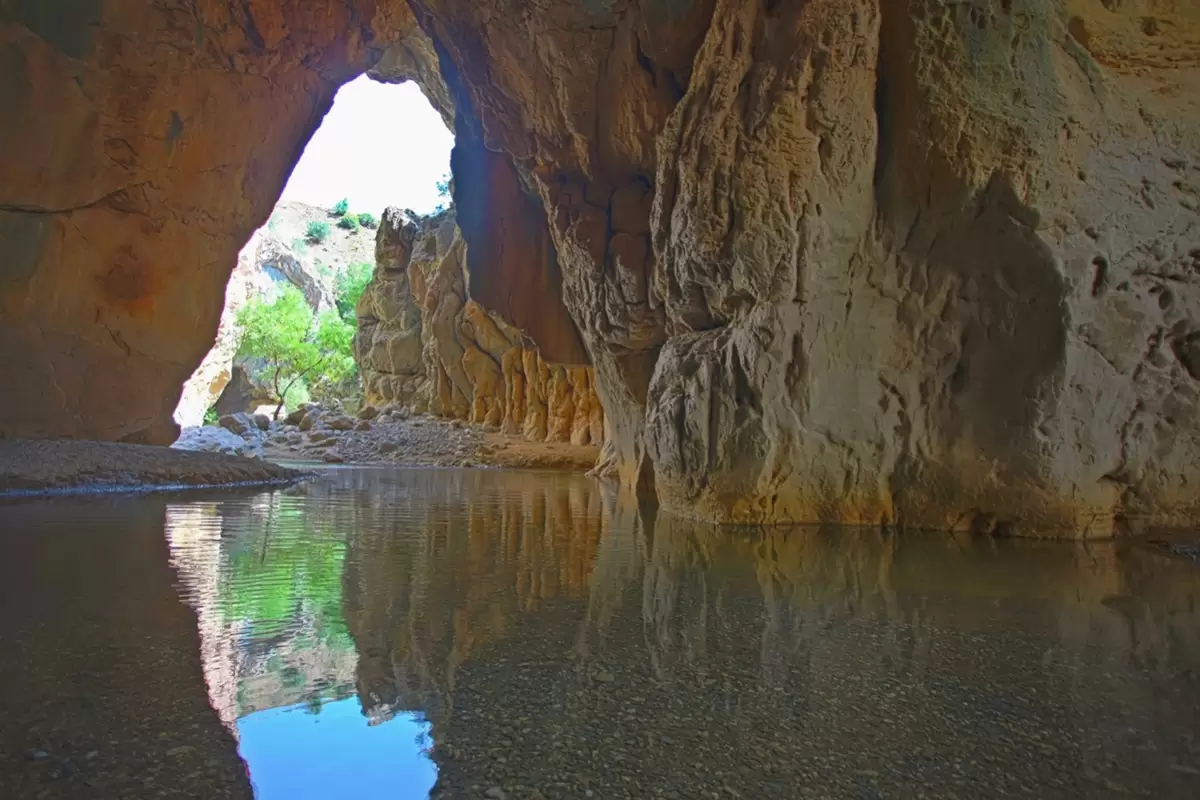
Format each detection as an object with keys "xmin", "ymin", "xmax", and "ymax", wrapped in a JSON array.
[
  {"xmin": 203, "ymin": 406, "xmax": 219, "ymax": 426},
  {"xmin": 335, "ymin": 262, "xmax": 373, "ymax": 322},
  {"xmin": 357, "ymin": 212, "xmax": 378, "ymax": 229},
  {"xmin": 305, "ymin": 220, "xmax": 331, "ymax": 244},
  {"xmin": 435, "ymin": 173, "xmax": 451, "ymax": 199},
  {"xmin": 337, "ymin": 214, "xmax": 359, "ymax": 231},
  {"xmin": 331, "ymin": 198, "xmax": 349, "ymax": 217}
]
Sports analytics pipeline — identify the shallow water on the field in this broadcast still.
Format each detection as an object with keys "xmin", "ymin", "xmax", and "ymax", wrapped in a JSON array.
[{"xmin": 1, "ymin": 468, "xmax": 1198, "ymax": 798}]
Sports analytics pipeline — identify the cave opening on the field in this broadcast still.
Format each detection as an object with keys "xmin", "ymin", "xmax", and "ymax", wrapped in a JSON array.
[{"xmin": 172, "ymin": 74, "xmax": 454, "ymax": 440}]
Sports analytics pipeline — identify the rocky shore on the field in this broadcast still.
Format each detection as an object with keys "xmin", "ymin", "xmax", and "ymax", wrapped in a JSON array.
[
  {"xmin": 174, "ymin": 403, "xmax": 599, "ymax": 472},
  {"xmin": 0, "ymin": 440, "xmax": 301, "ymax": 496}
]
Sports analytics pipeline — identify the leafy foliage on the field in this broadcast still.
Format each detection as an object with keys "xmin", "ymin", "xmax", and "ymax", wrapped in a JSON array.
[
  {"xmin": 308, "ymin": 311, "xmax": 357, "ymax": 402},
  {"xmin": 305, "ymin": 220, "xmax": 331, "ymax": 244},
  {"xmin": 435, "ymin": 173, "xmax": 451, "ymax": 200},
  {"xmin": 236, "ymin": 287, "xmax": 352, "ymax": 417},
  {"xmin": 336, "ymin": 214, "xmax": 358, "ymax": 231},
  {"xmin": 203, "ymin": 406, "xmax": 219, "ymax": 426},
  {"xmin": 331, "ymin": 198, "xmax": 349, "ymax": 217},
  {"xmin": 356, "ymin": 212, "xmax": 378, "ymax": 229},
  {"xmin": 335, "ymin": 262, "xmax": 373, "ymax": 322}
]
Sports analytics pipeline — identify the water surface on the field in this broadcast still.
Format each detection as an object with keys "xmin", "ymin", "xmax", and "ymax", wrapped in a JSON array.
[{"xmin": 2, "ymin": 468, "xmax": 1198, "ymax": 798}]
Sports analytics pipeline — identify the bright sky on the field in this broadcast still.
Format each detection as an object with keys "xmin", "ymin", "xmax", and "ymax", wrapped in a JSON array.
[{"xmin": 280, "ymin": 76, "xmax": 453, "ymax": 216}]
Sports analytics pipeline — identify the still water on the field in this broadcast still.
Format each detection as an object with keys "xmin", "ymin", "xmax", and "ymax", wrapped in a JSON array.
[{"xmin": 1, "ymin": 467, "xmax": 1198, "ymax": 798}]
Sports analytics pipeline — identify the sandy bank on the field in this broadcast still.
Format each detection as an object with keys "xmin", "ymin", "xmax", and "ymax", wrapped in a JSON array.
[{"xmin": 0, "ymin": 440, "xmax": 303, "ymax": 496}]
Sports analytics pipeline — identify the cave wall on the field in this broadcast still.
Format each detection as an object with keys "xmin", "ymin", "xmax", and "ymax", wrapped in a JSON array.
[
  {"xmin": 407, "ymin": 0, "xmax": 1200, "ymax": 534},
  {"xmin": 0, "ymin": 0, "xmax": 411, "ymax": 443},
  {"xmin": 2, "ymin": 0, "xmax": 1198, "ymax": 534},
  {"xmin": 355, "ymin": 207, "xmax": 605, "ymax": 445}
]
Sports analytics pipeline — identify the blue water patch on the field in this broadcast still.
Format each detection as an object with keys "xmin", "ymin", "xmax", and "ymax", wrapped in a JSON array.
[{"xmin": 237, "ymin": 697, "xmax": 437, "ymax": 798}]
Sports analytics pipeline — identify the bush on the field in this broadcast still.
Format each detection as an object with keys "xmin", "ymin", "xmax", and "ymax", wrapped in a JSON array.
[
  {"xmin": 435, "ymin": 173, "xmax": 451, "ymax": 199},
  {"xmin": 335, "ymin": 262, "xmax": 373, "ymax": 322},
  {"xmin": 203, "ymin": 406, "xmax": 219, "ymax": 426},
  {"xmin": 306, "ymin": 220, "xmax": 331, "ymax": 244},
  {"xmin": 357, "ymin": 212, "xmax": 378, "ymax": 229},
  {"xmin": 337, "ymin": 214, "xmax": 359, "ymax": 231},
  {"xmin": 331, "ymin": 198, "xmax": 349, "ymax": 217}
]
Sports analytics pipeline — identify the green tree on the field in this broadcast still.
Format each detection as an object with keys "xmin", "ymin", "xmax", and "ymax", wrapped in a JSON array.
[
  {"xmin": 236, "ymin": 287, "xmax": 335, "ymax": 419},
  {"xmin": 336, "ymin": 214, "xmax": 358, "ymax": 231},
  {"xmin": 435, "ymin": 173, "xmax": 451, "ymax": 199},
  {"xmin": 331, "ymin": 198, "xmax": 349, "ymax": 217},
  {"xmin": 335, "ymin": 262, "xmax": 373, "ymax": 322},
  {"xmin": 308, "ymin": 310, "xmax": 358, "ymax": 402},
  {"xmin": 305, "ymin": 220, "xmax": 330, "ymax": 244},
  {"xmin": 356, "ymin": 212, "xmax": 377, "ymax": 229}
]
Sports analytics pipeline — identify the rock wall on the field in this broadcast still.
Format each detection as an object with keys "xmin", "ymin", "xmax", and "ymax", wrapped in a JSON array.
[
  {"xmin": 3, "ymin": 1, "xmax": 1198, "ymax": 534},
  {"xmin": 409, "ymin": 0, "xmax": 1200, "ymax": 535},
  {"xmin": 355, "ymin": 207, "xmax": 605, "ymax": 446},
  {"xmin": 0, "ymin": 0, "xmax": 416, "ymax": 444}
]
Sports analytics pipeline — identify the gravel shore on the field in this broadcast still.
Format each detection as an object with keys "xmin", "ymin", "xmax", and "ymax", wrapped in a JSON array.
[{"xmin": 0, "ymin": 439, "xmax": 303, "ymax": 496}]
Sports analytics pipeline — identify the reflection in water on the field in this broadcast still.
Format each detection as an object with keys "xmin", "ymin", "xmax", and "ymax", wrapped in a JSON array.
[{"xmin": 157, "ymin": 468, "xmax": 1200, "ymax": 799}]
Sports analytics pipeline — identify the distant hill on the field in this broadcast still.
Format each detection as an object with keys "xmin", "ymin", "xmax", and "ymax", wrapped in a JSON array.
[{"xmin": 266, "ymin": 200, "xmax": 377, "ymax": 283}]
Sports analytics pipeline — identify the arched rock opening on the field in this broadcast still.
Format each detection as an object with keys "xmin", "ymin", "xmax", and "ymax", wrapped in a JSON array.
[{"xmin": 2, "ymin": 0, "xmax": 1198, "ymax": 534}]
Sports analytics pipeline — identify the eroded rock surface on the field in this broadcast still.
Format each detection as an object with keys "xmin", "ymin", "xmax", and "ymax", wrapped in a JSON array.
[
  {"xmin": 415, "ymin": 0, "xmax": 1200, "ymax": 534},
  {"xmin": 3, "ymin": 1, "xmax": 1198, "ymax": 534},
  {"xmin": 355, "ymin": 207, "xmax": 605, "ymax": 446}
]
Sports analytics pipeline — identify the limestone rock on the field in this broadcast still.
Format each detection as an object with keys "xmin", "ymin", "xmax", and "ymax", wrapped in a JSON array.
[
  {"xmin": 216, "ymin": 414, "xmax": 253, "ymax": 437},
  {"xmin": 354, "ymin": 207, "xmax": 606, "ymax": 447},
  {"xmin": 4, "ymin": 0, "xmax": 1199, "ymax": 534},
  {"xmin": 0, "ymin": 0, "xmax": 402, "ymax": 443},
  {"xmin": 253, "ymin": 233, "xmax": 335, "ymax": 313},
  {"xmin": 172, "ymin": 427, "xmax": 264, "ymax": 460},
  {"xmin": 326, "ymin": 415, "xmax": 355, "ymax": 431},
  {"xmin": 173, "ymin": 239, "xmax": 260, "ymax": 428},
  {"xmin": 213, "ymin": 365, "xmax": 278, "ymax": 419}
]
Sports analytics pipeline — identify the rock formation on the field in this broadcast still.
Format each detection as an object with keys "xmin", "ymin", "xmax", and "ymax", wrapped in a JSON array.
[
  {"xmin": 355, "ymin": 207, "xmax": 605, "ymax": 445},
  {"xmin": 2, "ymin": 1, "xmax": 1198, "ymax": 534}
]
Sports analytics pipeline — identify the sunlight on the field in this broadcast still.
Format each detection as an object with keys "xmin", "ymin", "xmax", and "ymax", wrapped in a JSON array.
[{"xmin": 281, "ymin": 76, "xmax": 453, "ymax": 216}]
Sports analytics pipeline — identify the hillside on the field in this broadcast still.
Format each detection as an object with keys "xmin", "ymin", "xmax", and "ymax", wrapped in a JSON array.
[{"xmin": 266, "ymin": 200, "xmax": 377, "ymax": 283}]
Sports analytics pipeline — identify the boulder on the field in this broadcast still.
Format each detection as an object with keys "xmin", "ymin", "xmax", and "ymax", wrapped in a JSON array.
[
  {"xmin": 217, "ymin": 414, "xmax": 253, "ymax": 437},
  {"xmin": 172, "ymin": 427, "xmax": 264, "ymax": 460},
  {"xmin": 213, "ymin": 365, "xmax": 276, "ymax": 418}
]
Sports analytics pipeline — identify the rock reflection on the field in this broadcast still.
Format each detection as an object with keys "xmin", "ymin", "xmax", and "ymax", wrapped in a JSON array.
[{"xmin": 332, "ymin": 471, "xmax": 1199, "ymax": 799}]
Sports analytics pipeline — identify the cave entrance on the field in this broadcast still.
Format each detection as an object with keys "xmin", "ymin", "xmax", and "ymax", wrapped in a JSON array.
[{"xmin": 173, "ymin": 75, "xmax": 453, "ymax": 432}]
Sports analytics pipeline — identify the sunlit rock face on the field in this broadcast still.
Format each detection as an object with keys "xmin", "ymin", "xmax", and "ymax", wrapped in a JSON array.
[
  {"xmin": 3, "ymin": 1, "xmax": 1199, "ymax": 532},
  {"xmin": 355, "ymin": 207, "xmax": 606, "ymax": 445}
]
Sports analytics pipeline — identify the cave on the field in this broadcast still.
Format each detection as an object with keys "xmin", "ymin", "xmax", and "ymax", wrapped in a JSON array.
[{"xmin": 1, "ymin": 1, "xmax": 1198, "ymax": 535}]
